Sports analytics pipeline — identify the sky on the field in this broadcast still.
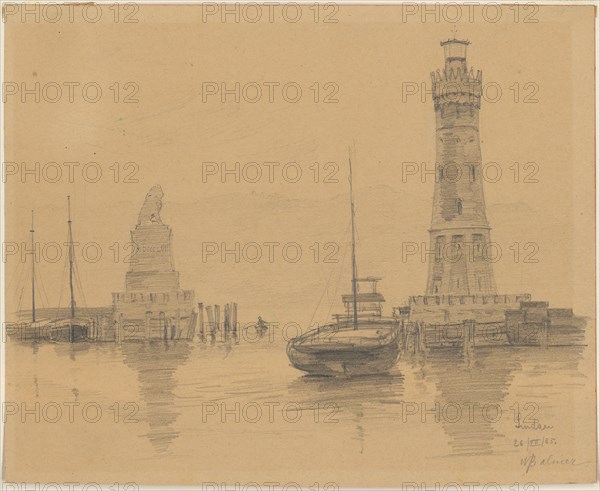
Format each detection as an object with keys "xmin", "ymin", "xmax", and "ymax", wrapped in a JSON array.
[{"xmin": 4, "ymin": 4, "xmax": 596, "ymax": 322}]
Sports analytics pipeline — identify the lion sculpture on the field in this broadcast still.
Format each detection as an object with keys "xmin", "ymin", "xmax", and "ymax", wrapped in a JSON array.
[{"xmin": 138, "ymin": 184, "xmax": 164, "ymax": 226}]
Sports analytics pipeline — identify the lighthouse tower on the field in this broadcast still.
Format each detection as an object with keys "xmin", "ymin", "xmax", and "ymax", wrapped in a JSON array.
[
  {"xmin": 425, "ymin": 39, "xmax": 497, "ymax": 296},
  {"xmin": 398, "ymin": 40, "xmax": 572, "ymax": 331}
]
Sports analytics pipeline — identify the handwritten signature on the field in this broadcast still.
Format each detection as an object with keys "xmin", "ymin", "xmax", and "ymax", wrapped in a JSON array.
[{"xmin": 520, "ymin": 453, "xmax": 590, "ymax": 474}]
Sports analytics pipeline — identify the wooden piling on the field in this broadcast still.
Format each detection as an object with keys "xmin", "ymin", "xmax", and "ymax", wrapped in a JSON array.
[
  {"xmin": 188, "ymin": 310, "xmax": 197, "ymax": 340},
  {"xmin": 215, "ymin": 305, "xmax": 221, "ymax": 333},
  {"xmin": 463, "ymin": 319, "xmax": 475, "ymax": 353},
  {"xmin": 400, "ymin": 319, "xmax": 405, "ymax": 352},
  {"xmin": 145, "ymin": 311, "xmax": 152, "ymax": 340},
  {"xmin": 231, "ymin": 302, "xmax": 238, "ymax": 335},
  {"xmin": 412, "ymin": 322, "xmax": 420, "ymax": 353},
  {"xmin": 541, "ymin": 318, "xmax": 549, "ymax": 348},
  {"xmin": 206, "ymin": 305, "xmax": 215, "ymax": 334},
  {"xmin": 418, "ymin": 321, "xmax": 425, "ymax": 352},
  {"xmin": 224, "ymin": 303, "xmax": 231, "ymax": 333},
  {"xmin": 117, "ymin": 314, "xmax": 124, "ymax": 343},
  {"xmin": 198, "ymin": 303, "xmax": 204, "ymax": 339}
]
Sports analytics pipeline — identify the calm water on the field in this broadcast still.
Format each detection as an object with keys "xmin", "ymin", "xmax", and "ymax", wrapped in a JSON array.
[{"xmin": 4, "ymin": 326, "xmax": 596, "ymax": 487}]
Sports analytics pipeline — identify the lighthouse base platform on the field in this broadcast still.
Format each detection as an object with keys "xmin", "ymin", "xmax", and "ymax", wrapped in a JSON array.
[{"xmin": 397, "ymin": 294, "xmax": 587, "ymax": 349}]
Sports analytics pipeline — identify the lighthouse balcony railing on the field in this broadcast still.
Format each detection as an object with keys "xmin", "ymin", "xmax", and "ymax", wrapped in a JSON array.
[
  {"xmin": 112, "ymin": 289, "xmax": 195, "ymax": 305},
  {"xmin": 409, "ymin": 293, "xmax": 531, "ymax": 307}
]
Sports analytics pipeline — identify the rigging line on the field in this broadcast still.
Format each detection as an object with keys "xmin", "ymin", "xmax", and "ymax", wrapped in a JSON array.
[
  {"xmin": 326, "ymin": 219, "xmax": 351, "ymax": 306},
  {"xmin": 32, "ymin": 263, "xmax": 43, "ymax": 310},
  {"xmin": 7, "ymin": 254, "xmax": 26, "ymax": 297},
  {"xmin": 71, "ymin": 245, "xmax": 87, "ymax": 309},
  {"xmin": 16, "ymin": 285, "xmax": 25, "ymax": 318},
  {"xmin": 307, "ymin": 219, "xmax": 351, "ymax": 329},
  {"xmin": 9, "ymin": 248, "xmax": 28, "ymax": 315},
  {"xmin": 73, "ymin": 258, "xmax": 87, "ymax": 309},
  {"xmin": 9, "ymin": 252, "xmax": 27, "ymax": 299},
  {"xmin": 55, "ymin": 255, "xmax": 69, "ymax": 321},
  {"xmin": 352, "ymin": 218, "xmax": 363, "ymax": 291},
  {"xmin": 34, "ymin": 260, "xmax": 50, "ymax": 310},
  {"xmin": 350, "ymin": 192, "xmax": 361, "ymax": 291},
  {"xmin": 9, "ymin": 260, "xmax": 26, "ymax": 310},
  {"xmin": 322, "ymin": 218, "xmax": 352, "ymax": 324},
  {"xmin": 324, "ymin": 236, "xmax": 350, "ymax": 324}
]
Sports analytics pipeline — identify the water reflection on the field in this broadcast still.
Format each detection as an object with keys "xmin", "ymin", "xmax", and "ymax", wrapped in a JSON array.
[
  {"xmin": 416, "ymin": 348, "xmax": 521, "ymax": 456},
  {"xmin": 288, "ymin": 371, "xmax": 406, "ymax": 452},
  {"xmin": 5, "ymin": 327, "xmax": 588, "ymax": 462},
  {"xmin": 120, "ymin": 341, "xmax": 193, "ymax": 453},
  {"xmin": 408, "ymin": 346, "xmax": 585, "ymax": 456},
  {"xmin": 52, "ymin": 341, "xmax": 94, "ymax": 361}
]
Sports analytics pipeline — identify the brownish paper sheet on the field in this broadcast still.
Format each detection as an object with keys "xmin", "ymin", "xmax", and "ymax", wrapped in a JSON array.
[{"xmin": 2, "ymin": 3, "xmax": 597, "ymax": 489}]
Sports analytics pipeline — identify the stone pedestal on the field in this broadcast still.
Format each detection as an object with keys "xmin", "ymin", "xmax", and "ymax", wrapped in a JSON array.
[{"xmin": 112, "ymin": 185, "xmax": 196, "ymax": 340}]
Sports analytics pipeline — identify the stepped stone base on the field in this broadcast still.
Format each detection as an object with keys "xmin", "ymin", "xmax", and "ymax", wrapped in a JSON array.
[
  {"xmin": 399, "ymin": 293, "xmax": 531, "ymax": 324},
  {"xmin": 111, "ymin": 185, "xmax": 197, "ymax": 341},
  {"xmin": 399, "ymin": 294, "xmax": 587, "ymax": 347}
]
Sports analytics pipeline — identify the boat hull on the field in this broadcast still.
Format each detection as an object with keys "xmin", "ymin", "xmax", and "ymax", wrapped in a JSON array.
[
  {"xmin": 7, "ymin": 319, "xmax": 90, "ymax": 343},
  {"xmin": 48, "ymin": 321, "xmax": 90, "ymax": 343},
  {"xmin": 287, "ymin": 326, "xmax": 401, "ymax": 377}
]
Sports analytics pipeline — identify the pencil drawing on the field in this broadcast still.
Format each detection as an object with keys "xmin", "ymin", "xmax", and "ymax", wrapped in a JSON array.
[{"xmin": 3, "ymin": 27, "xmax": 595, "ymax": 487}]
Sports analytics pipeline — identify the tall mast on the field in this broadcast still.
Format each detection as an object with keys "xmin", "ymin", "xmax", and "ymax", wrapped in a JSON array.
[
  {"xmin": 349, "ymin": 151, "xmax": 358, "ymax": 330},
  {"xmin": 30, "ymin": 210, "xmax": 36, "ymax": 323},
  {"xmin": 67, "ymin": 196, "xmax": 75, "ymax": 319}
]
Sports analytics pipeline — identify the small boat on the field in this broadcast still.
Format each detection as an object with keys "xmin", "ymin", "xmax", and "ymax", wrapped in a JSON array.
[
  {"xmin": 287, "ymin": 154, "xmax": 401, "ymax": 377},
  {"xmin": 287, "ymin": 278, "xmax": 401, "ymax": 376}
]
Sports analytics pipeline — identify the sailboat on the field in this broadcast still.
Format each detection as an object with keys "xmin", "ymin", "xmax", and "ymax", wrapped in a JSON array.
[
  {"xmin": 8, "ymin": 200, "xmax": 90, "ymax": 343},
  {"xmin": 6, "ymin": 210, "xmax": 51, "ymax": 341},
  {"xmin": 286, "ymin": 155, "xmax": 402, "ymax": 377},
  {"xmin": 47, "ymin": 196, "xmax": 90, "ymax": 343}
]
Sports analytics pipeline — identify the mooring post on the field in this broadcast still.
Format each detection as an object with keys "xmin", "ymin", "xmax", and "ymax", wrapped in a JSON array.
[
  {"xmin": 215, "ymin": 305, "xmax": 221, "ymax": 334},
  {"xmin": 400, "ymin": 319, "xmax": 406, "ymax": 352},
  {"xmin": 413, "ymin": 322, "xmax": 419, "ymax": 353},
  {"xmin": 541, "ymin": 317, "xmax": 549, "ymax": 348},
  {"xmin": 206, "ymin": 305, "xmax": 215, "ymax": 336},
  {"xmin": 146, "ymin": 311, "xmax": 152, "ymax": 340},
  {"xmin": 198, "ymin": 302, "xmax": 204, "ymax": 340},
  {"xmin": 231, "ymin": 303, "xmax": 238, "ymax": 336},
  {"xmin": 416, "ymin": 321, "xmax": 425, "ymax": 352},
  {"xmin": 188, "ymin": 308, "xmax": 196, "ymax": 340},
  {"xmin": 117, "ymin": 314, "xmax": 124, "ymax": 343},
  {"xmin": 224, "ymin": 303, "xmax": 231, "ymax": 333},
  {"xmin": 463, "ymin": 319, "xmax": 475, "ymax": 353}
]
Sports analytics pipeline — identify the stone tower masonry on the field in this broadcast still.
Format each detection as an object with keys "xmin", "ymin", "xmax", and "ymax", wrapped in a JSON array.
[{"xmin": 425, "ymin": 39, "xmax": 497, "ymax": 297}]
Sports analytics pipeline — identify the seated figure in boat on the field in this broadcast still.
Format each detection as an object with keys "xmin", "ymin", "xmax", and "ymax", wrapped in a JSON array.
[{"xmin": 256, "ymin": 316, "xmax": 268, "ymax": 330}]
